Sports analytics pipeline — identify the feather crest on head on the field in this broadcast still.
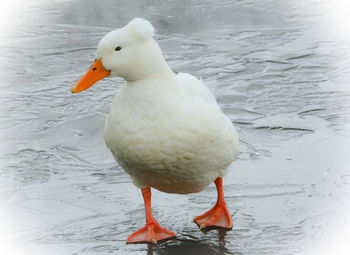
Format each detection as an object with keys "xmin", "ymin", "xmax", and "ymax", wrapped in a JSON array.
[{"xmin": 126, "ymin": 18, "xmax": 155, "ymax": 40}]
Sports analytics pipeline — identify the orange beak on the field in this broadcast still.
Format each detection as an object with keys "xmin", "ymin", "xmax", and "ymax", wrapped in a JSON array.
[{"xmin": 71, "ymin": 58, "xmax": 111, "ymax": 93}]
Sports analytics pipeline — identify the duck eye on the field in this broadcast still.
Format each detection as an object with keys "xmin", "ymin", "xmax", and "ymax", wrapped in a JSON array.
[{"xmin": 115, "ymin": 46, "xmax": 122, "ymax": 51}]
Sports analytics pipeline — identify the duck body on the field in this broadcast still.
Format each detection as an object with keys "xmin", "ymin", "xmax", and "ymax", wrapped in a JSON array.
[
  {"xmin": 104, "ymin": 71, "xmax": 238, "ymax": 194},
  {"xmin": 71, "ymin": 18, "xmax": 239, "ymax": 244}
]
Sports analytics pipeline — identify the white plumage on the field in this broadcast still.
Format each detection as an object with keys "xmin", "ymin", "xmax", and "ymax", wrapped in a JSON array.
[
  {"xmin": 71, "ymin": 18, "xmax": 239, "ymax": 243},
  {"xmin": 99, "ymin": 18, "xmax": 239, "ymax": 194}
]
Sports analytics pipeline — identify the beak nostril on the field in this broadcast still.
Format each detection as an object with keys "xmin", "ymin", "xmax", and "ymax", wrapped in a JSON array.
[{"xmin": 92, "ymin": 67, "xmax": 97, "ymax": 71}]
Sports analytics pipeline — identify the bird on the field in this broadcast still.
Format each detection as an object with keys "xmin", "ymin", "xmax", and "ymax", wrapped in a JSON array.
[{"xmin": 71, "ymin": 18, "xmax": 239, "ymax": 245}]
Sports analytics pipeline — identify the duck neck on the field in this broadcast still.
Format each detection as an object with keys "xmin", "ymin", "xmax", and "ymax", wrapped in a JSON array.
[
  {"xmin": 124, "ymin": 39, "xmax": 173, "ymax": 82},
  {"xmin": 128, "ymin": 65, "xmax": 173, "ymax": 83}
]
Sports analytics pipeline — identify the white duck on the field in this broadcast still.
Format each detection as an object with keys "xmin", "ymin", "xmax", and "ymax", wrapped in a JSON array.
[{"xmin": 71, "ymin": 18, "xmax": 238, "ymax": 245}]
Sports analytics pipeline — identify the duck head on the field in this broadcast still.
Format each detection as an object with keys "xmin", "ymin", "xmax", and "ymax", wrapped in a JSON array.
[{"xmin": 71, "ymin": 18, "xmax": 168, "ymax": 93}]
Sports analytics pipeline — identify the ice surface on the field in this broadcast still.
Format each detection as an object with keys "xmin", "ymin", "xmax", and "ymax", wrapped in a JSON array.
[{"xmin": 0, "ymin": 0, "xmax": 350, "ymax": 254}]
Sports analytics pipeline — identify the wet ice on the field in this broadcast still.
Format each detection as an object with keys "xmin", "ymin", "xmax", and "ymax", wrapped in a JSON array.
[{"xmin": 0, "ymin": 0, "xmax": 350, "ymax": 254}]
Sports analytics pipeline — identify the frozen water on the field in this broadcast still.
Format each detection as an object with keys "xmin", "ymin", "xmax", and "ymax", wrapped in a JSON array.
[{"xmin": 0, "ymin": 0, "xmax": 350, "ymax": 254}]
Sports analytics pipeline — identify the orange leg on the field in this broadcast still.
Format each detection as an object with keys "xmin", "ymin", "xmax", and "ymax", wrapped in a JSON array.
[
  {"xmin": 194, "ymin": 177, "xmax": 233, "ymax": 230},
  {"xmin": 126, "ymin": 188, "xmax": 176, "ymax": 244}
]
